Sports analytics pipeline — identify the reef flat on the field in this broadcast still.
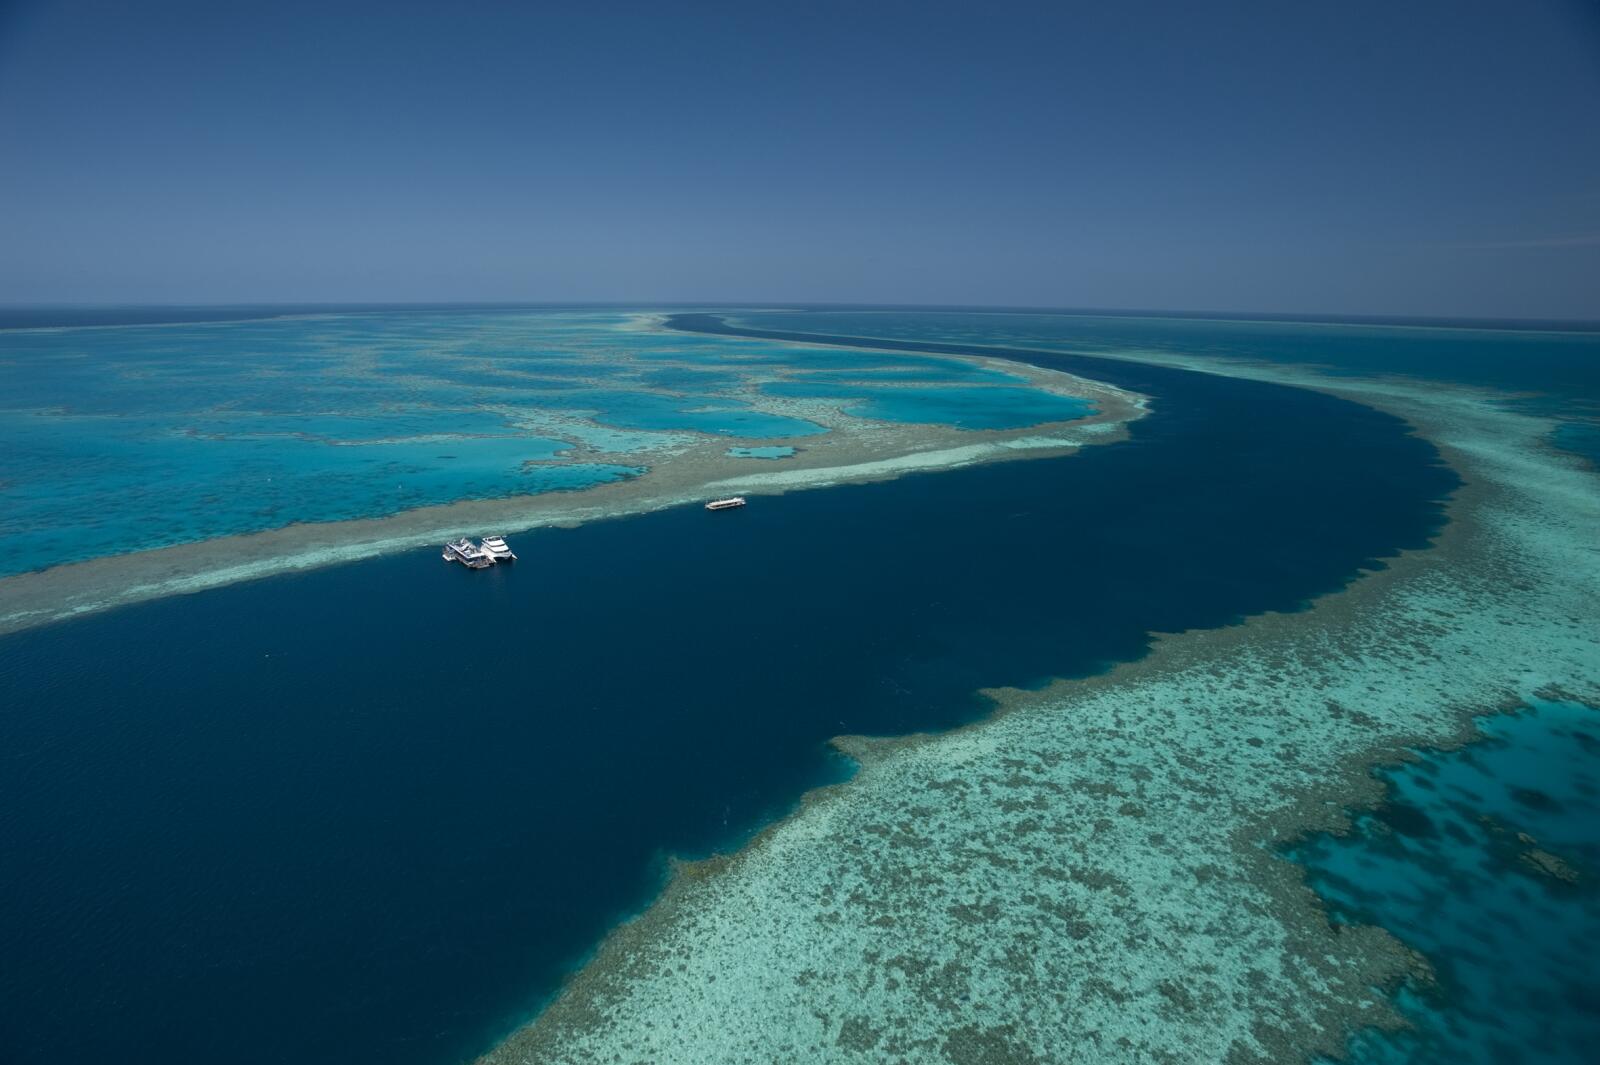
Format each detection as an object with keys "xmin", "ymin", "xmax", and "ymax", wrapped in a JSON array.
[
  {"xmin": 0, "ymin": 314, "xmax": 1140, "ymax": 636},
  {"xmin": 483, "ymin": 360, "xmax": 1599, "ymax": 1063}
]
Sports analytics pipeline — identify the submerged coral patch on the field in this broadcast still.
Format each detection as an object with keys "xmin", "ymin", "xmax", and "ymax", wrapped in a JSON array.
[{"xmin": 726, "ymin": 446, "xmax": 797, "ymax": 459}]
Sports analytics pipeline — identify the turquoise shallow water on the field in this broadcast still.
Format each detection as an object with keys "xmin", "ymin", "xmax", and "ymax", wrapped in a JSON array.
[
  {"xmin": 779, "ymin": 363, "xmax": 1022, "ymax": 384},
  {"xmin": 0, "ymin": 403, "xmax": 637, "ymax": 568},
  {"xmin": 501, "ymin": 387, "xmax": 826, "ymax": 437},
  {"xmin": 0, "ymin": 310, "xmax": 1102, "ymax": 576},
  {"xmin": 760, "ymin": 380, "xmax": 1096, "ymax": 429},
  {"xmin": 1296, "ymin": 700, "xmax": 1600, "ymax": 1064}
]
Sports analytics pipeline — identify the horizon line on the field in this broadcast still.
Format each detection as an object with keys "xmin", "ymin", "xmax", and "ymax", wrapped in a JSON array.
[{"xmin": 2, "ymin": 300, "xmax": 1599, "ymax": 333}]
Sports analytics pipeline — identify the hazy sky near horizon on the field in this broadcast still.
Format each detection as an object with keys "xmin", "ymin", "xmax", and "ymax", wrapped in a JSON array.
[{"xmin": 2, "ymin": 0, "xmax": 1598, "ymax": 317}]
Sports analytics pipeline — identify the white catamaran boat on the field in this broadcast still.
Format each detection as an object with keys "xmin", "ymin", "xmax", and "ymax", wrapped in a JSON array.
[
  {"xmin": 705, "ymin": 496, "xmax": 747, "ymax": 511},
  {"xmin": 442, "ymin": 538, "xmax": 495, "ymax": 569},
  {"xmin": 478, "ymin": 535, "xmax": 517, "ymax": 562}
]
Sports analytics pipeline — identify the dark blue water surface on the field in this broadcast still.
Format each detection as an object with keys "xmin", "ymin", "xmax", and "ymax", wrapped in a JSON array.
[{"xmin": 0, "ymin": 312, "xmax": 1463, "ymax": 1065}]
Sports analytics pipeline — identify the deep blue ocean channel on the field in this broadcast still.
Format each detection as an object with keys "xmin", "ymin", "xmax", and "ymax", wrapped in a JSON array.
[{"xmin": 4, "ymin": 307, "xmax": 1592, "ymax": 1065}]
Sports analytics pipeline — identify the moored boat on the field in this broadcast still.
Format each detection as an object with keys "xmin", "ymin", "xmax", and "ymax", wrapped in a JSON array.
[
  {"xmin": 705, "ymin": 496, "xmax": 747, "ymax": 511},
  {"xmin": 479, "ymin": 535, "xmax": 516, "ymax": 562},
  {"xmin": 442, "ymin": 538, "xmax": 495, "ymax": 569}
]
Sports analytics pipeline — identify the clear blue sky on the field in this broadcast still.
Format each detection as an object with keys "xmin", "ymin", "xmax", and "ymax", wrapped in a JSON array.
[{"xmin": 2, "ymin": 0, "xmax": 1597, "ymax": 317}]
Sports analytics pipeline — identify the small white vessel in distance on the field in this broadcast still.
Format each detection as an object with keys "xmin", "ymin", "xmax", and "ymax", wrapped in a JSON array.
[
  {"xmin": 442, "ymin": 538, "xmax": 495, "ymax": 569},
  {"xmin": 479, "ymin": 535, "xmax": 517, "ymax": 562},
  {"xmin": 705, "ymin": 496, "xmax": 747, "ymax": 511}
]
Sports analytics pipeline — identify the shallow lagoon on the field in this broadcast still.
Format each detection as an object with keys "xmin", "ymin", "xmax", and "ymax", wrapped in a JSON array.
[
  {"xmin": 0, "ymin": 406, "xmax": 639, "ymax": 573},
  {"xmin": 504, "ymin": 387, "xmax": 826, "ymax": 438},
  {"xmin": 761, "ymin": 380, "xmax": 1096, "ymax": 430},
  {"xmin": 791, "ymin": 363, "xmax": 1022, "ymax": 384},
  {"xmin": 0, "ymin": 310, "xmax": 1096, "ymax": 575}
]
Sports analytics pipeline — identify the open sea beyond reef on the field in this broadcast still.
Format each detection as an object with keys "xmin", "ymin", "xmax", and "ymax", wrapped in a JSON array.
[{"xmin": 1, "ymin": 307, "xmax": 1597, "ymax": 1065}]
